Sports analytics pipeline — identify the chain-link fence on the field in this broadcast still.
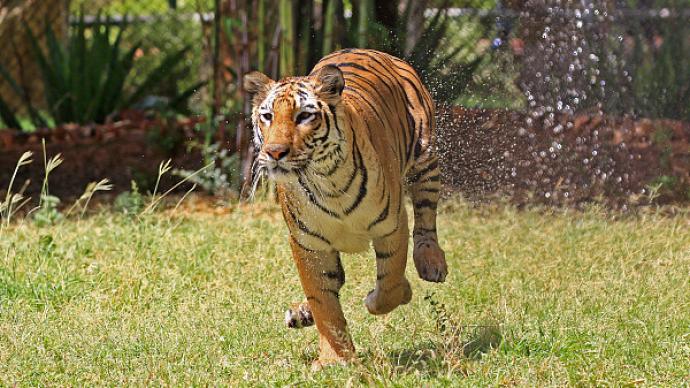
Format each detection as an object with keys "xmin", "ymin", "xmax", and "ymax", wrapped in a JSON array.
[
  {"xmin": 0, "ymin": 0, "xmax": 69, "ymax": 115},
  {"xmin": 70, "ymin": 0, "xmax": 214, "ymax": 111},
  {"xmin": 0, "ymin": 0, "xmax": 215, "ymax": 122}
]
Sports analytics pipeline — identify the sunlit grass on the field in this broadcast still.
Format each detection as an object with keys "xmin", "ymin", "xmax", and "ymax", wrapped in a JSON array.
[{"xmin": 0, "ymin": 199, "xmax": 689, "ymax": 385}]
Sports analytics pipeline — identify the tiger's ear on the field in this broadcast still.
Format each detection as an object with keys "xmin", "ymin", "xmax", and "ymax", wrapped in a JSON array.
[
  {"xmin": 244, "ymin": 71, "xmax": 274, "ymax": 103},
  {"xmin": 313, "ymin": 64, "xmax": 344, "ymax": 103}
]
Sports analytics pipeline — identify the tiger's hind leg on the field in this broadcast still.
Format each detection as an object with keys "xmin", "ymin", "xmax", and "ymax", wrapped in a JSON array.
[{"xmin": 407, "ymin": 154, "xmax": 448, "ymax": 282}]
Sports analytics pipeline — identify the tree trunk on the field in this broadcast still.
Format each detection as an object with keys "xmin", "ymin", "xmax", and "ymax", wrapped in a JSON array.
[
  {"xmin": 404, "ymin": 0, "xmax": 427, "ymax": 56},
  {"xmin": 373, "ymin": 0, "xmax": 396, "ymax": 46},
  {"xmin": 279, "ymin": 0, "xmax": 295, "ymax": 77},
  {"xmin": 296, "ymin": 0, "xmax": 313, "ymax": 75},
  {"xmin": 322, "ymin": 0, "xmax": 336, "ymax": 55},
  {"xmin": 356, "ymin": 0, "xmax": 371, "ymax": 48}
]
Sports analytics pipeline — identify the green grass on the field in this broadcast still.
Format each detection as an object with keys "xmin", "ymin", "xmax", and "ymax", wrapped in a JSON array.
[{"xmin": 1, "ymin": 200, "xmax": 689, "ymax": 385}]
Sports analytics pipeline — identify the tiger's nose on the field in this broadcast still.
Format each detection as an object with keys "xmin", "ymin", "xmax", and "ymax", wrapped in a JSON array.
[{"xmin": 264, "ymin": 144, "xmax": 290, "ymax": 161}]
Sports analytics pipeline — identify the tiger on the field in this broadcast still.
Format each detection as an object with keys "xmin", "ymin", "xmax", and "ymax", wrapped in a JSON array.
[{"xmin": 244, "ymin": 48, "xmax": 448, "ymax": 367}]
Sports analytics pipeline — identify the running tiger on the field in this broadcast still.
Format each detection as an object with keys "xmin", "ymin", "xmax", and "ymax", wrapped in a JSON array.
[{"xmin": 244, "ymin": 48, "xmax": 448, "ymax": 367}]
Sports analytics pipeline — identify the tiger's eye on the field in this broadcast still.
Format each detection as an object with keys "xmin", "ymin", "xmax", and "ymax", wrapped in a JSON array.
[
  {"xmin": 296, "ymin": 112, "xmax": 314, "ymax": 124},
  {"xmin": 261, "ymin": 113, "xmax": 273, "ymax": 122}
]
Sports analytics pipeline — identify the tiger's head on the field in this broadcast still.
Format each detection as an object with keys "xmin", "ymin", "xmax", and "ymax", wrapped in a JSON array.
[{"xmin": 244, "ymin": 65, "xmax": 346, "ymax": 183}]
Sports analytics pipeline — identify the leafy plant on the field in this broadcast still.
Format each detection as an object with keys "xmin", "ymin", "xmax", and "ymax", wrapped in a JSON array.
[
  {"xmin": 172, "ymin": 141, "xmax": 239, "ymax": 196},
  {"xmin": 630, "ymin": 17, "xmax": 690, "ymax": 122},
  {"xmin": 350, "ymin": 0, "xmax": 486, "ymax": 103},
  {"xmin": 33, "ymin": 195, "xmax": 62, "ymax": 227},
  {"xmin": 0, "ymin": 14, "xmax": 205, "ymax": 130},
  {"xmin": 114, "ymin": 181, "xmax": 145, "ymax": 216}
]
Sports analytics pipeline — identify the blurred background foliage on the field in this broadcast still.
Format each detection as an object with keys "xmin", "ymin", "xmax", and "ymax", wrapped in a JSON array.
[{"xmin": 1, "ymin": 0, "xmax": 689, "ymax": 193}]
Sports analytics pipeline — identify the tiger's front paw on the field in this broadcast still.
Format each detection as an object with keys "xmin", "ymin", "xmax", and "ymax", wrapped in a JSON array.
[
  {"xmin": 364, "ymin": 278, "xmax": 412, "ymax": 315},
  {"xmin": 284, "ymin": 301, "xmax": 315, "ymax": 329}
]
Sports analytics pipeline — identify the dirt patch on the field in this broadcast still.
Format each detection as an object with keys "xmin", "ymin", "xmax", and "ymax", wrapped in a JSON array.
[{"xmin": 0, "ymin": 116, "xmax": 206, "ymax": 203}]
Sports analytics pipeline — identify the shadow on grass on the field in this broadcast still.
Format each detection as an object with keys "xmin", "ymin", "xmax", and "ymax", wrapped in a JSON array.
[{"xmin": 388, "ymin": 324, "xmax": 503, "ymax": 375}]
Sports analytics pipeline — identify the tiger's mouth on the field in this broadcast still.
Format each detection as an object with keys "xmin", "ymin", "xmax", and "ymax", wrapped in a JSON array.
[
  {"xmin": 259, "ymin": 153, "xmax": 310, "ymax": 183},
  {"xmin": 267, "ymin": 164, "xmax": 296, "ymax": 181}
]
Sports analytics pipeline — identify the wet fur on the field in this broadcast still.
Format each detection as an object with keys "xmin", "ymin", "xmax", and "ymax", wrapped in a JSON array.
[{"xmin": 245, "ymin": 49, "xmax": 448, "ymax": 366}]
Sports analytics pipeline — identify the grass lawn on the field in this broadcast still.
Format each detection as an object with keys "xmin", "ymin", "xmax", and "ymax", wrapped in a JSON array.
[{"xmin": 1, "ymin": 199, "xmax": 689, "ymax": 385}]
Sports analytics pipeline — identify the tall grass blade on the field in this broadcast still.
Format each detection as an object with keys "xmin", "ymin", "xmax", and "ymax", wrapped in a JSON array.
[
  {"xmin": 141, "ymin": 161, "xmax": 214, "ymax": 215},
  {"xmin": 80, "ymin": 179, "xmax": 113, "ymax": 218},
  {"xmin": 65, "ymin": 178, "xmax": 113, "ymax": 218},
  {"xmin": 39, "ymin": 139, "xmax": 63, "ymax": 208},
  {"xmin": 2, "ymin": 151, "xmax": 33, "ymax": 227},
  {"xmin": 152, "ymin": 159, "xmax": 173, "ymax": 200}
]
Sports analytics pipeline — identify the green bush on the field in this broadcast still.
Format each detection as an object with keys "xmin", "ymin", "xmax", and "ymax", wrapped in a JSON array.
[
  {"xmin": 0, "ymin": 15, "xmax": 204, "ymax": 130},
  {"xmin": 630, "ymin": 16, "xmax": 690, "ymax": 122}
]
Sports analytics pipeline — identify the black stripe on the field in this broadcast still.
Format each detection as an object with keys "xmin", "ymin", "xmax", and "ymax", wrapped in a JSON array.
[
  {"xmin": 413, "ymin": 226, "xmax": 437, "ymax": 236},
  {"xmin": 367, "ymin": 194, "xmax": 390, "ymax": 230},
  {"xmin": 414, "ymin": 199, "xmax": 437, "ymax": 210},
  {"xmin": 312, "ymin": 144, "xmax": 339, "ymax": 162},
  {"xmin": 344, "ymin": 141, "xmax": 368, "ymax": 215},
  {"xmin": 322, "ymin": 139, "xmax": 358, "ymax": 196},
  {"xmin": 291, "ymin": 236, "xmax": 316, "ymax": 253},
  {"xmin": 322, "ymin": 137, "xmax": 358, "ymax": 197},
  {"xmin": 408, "ymin": 160, "xmax": 439, "ymax": 184},
  {"xmin": 405, "ymin": 110, "xmax": 416, "ymax": 166},
  {"xmin": 342, "ymin": 86, "xmax": 392, "ymax": 146},
  {"xmin": 340, "ymin": 70, "xmax": 397, "ymax": 111},
  {"xmin": 323, "ymin": 271, "xmax": 345, "ymax": 284},
  {"xmin": 343, "ymin": 86, "xmax": 387, "ymax": 125},
  {"xmin": 327, "ymin": 104, "xmax": 344, "ymax": 138},
  {"xmin": 316, "ymin": 48, "xmax": 355, "ymax": 65},
  {"xmin": 320, "ymin": 148, "xmax": 347, "ymax": 177},
  {"xmin": 298, "ymin": 174, "xmax": 341, "ymax": 218},
  {"xmin": 340, "ymin": 51, "xmax": 415, "ymax": 167},
  {"xmin": 375, "ymin": 249, "xmax": 395, "ymax": 260},
  {"xmin": 335, "ymin": 61, "xmax": 368, "ymax": 71},
  {"xmin": 310, "ymin": 110, "xmax": 330, "ymax": 144},
  {"xmin": 418, "ymin": 174, "xmax": 441, "ymax": 183},
  {"xmin": 340, "ymin": 70, "xmax": 409, "ymax": 172},
  {"xmin": 285, "ymin": 203, "xmax": 332, "ymax": 244},
  {"xmin": 349, "ymin": 51, "xmax": 417, "ymax": 167},
  {"xmin": 398, "ymin": 72, "xmax": 433, "ymax": 120},
  {"xmin": 414, "ymin": 128, "xmax": 423, "ymax": 158},
  {"xmin": 333, "ymin": 152, "xmax": 358, "ymax": 195},
  {"xmin": 376, "ymin": 272, "xmax": 389, "ymax": 281},
  {"xmin": 323, "ymin": 256, "xmax": 345, "ymax": 286},
  {"xmin": 380, "ymin": 225, "xmax": 399, "ymax": 239},
  {"xmin": 321, "ymin": 288, "xmax": 340, "ymax": 299}
]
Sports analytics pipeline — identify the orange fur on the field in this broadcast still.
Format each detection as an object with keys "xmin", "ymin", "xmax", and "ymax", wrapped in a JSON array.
[{"xmin": 245, "ymin": 49, "xmax": 448, "ymax": 366}]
